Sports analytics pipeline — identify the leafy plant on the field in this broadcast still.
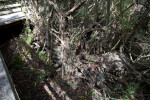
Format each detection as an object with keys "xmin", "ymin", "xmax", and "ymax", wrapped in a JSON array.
[
  {"xmin": 89, "ymin": 57, "xmax": 95, "ymax": 62},
  {"xmin": 13, "ymin": 55, "xmax": 25, "ymax": 69},
  {"xmin": 38, "ymin": 70, "xmax": 50, "ymax": 82},
  {"xmin": 88, "ymin": 90, "xmax": 96, "ymax": 97},
  {"xmin": 126, "ymin": 82, "xmax": 137, "ymax": 94},
  {"xmin": 25, "ymin": 27, "xmax": 32, "ymax": 34},
  {"xmin": 39, "ymin": 51, "xmax": 46, "ymax": 55},
  {"xmin": 122, "ymin": 82, "xmax": 137, "ymax": 99},
  {"xmin": 67, "ymin": 80, "xmax": 76, "ymax": 88},
  {"xmin": 24, "ymin": 50, "xmax": 30, "ymax": 56},
  {"xmin": 26, "ymin": 34, "xmax": 34, "ymax": 45},
  {"xmin": 39, "ymin": 50, "xmax": 47, "ymax": 61}
]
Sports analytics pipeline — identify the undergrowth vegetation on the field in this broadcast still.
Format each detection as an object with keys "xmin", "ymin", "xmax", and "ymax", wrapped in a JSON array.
[{"xmin": 1, "ymin": 0, "xmax": 150, "ymax": 99}]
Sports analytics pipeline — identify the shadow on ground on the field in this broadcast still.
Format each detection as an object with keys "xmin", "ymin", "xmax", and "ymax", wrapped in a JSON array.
[{"xmin": 0, "ymin": 38, "xmax": 93, "ymax": 100}]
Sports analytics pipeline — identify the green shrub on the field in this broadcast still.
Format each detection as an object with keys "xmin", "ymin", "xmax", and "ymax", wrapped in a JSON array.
[{"xmin": 26, "ymin": 34, "xmax": 34, "ymax": 45}]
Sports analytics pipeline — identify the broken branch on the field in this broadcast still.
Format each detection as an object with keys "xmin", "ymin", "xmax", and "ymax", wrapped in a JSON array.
[{"xmin": 65, "ymin": 0, "xmax": 86, "ymax": 16}]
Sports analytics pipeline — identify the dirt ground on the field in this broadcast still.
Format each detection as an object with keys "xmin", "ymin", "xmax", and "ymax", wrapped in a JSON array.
[
  {"xmin": 1, "ymin": 37, "xmax": 150, "ymax": 100},
  {"xmin": 0, "ymin": 38, "xmax": 96, "ymax": 100}
]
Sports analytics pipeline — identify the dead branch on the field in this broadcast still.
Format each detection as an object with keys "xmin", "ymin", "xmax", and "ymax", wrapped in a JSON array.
[
  {"xmin": 65, "ymin": 0, "xmax": 86, "ymax": 16},
  {"xmin": 47, "ymin": 0, "xmax": 62, "ymax": 17}
]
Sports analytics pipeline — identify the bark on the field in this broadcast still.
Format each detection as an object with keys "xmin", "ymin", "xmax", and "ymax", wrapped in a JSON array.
[{"xmin": 47, "ymin": 0, "xmax": 86, "ymax": 76}]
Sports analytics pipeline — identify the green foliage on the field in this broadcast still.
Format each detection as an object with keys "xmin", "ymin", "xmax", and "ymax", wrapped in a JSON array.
[
  {"xmin": 39, "ymin": 50, "xmax": 47, "ymax": 61},
  {"xmin": 24, "ymin": 11, "xmax": 27, "ymax": 14},
  {"xmin": 89, "ymin": 57, "xmax": 95, "ymax": 62},
  {"xmin": 122, "ymin": 82, "xmax": 137, "ymax": 99},
  {"xmin": 88, "ymin": 90, "xmax": 96, "ymax": 97},
  {"xmin": 24, "ymin": 50, "xmax": 30, "ymax": 56},
  {"xmin": 39, "ymin": 51, "xmax": 46, "ymax": 55},
  {"xmin": 25, "ymin": 27, "xmax": 32, "ymax": 34},
  {"xmin": 92, "ymin": 90, "xmax": 96, "ymax": 96},
  {"xmin": 38, "ymin": 70, "xmax": 50, "ymax": 82},
  {"xmin": 73, "ymin": 37, "xmax": 79, "ymax": 44},
  {"xmin": 13, "ymin": 55, "xmax": 25, "ymax": 69},
  {"xmin": 126, "ymin": 82, "xmax": 137, "ymax": 94},
  {"xmin": 39, "ymin": 50, "xmax": 53, "ymax": 65},
  {"xmin": 16, "ymin": 0, "xmax": 150, "ymax": 99},
  {"xmin": 67, "ymin": 80, "xmax": 76, "ymax": 88},
  {"xmin": 111, "ymin": 82, "xmax": 137, "ymax": 99},
  {"xmin": 26, "ymin": 34, "xmax": 34, "ymax": 45},
  {"xmin": 76, "ymin": 6, "xmax": 85, "ymax": 17}
]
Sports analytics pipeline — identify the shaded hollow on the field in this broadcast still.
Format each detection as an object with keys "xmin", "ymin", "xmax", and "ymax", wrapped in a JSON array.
[{"xmin": 0, "ymin": 20, "xmax": 25, "ymax": 46}]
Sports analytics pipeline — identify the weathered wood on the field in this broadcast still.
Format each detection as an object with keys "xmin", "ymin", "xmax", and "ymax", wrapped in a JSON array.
[
  {"xmin": 0, "ymin": 0, "xmax": 8, "ymax": 1},
  {"xmin": 0, "ymin": 4, "xmax": 21, "ymax": 10},
  {"xmin": 0, "ymin": 3, "xmax": 24, "ymax": 99},
  {"xmin": 0, "ymin": 51, "xmax": 20, "ymax": 100},
  {"xmin": 0, "ymin": 2, "xmax": 25, "ymax": 27},
  {"xmin": 0, "ymin": 8, "xmax": 22, "ymax": 16},
  {"xmin": 0, "ymin": 12, "xmax": 25, "ymax": 27}
]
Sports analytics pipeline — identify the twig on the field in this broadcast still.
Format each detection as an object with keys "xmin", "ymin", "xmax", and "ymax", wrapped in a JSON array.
[
  {"xmin": 111, "ymin": 39, "xmax": 121, "ymax": 51},
  {"xmin": 65, "ymin": 0, "xmax": 86, "ymax": 16},
  {"xmin": 47, "ymin": 0, "xmax": 62, "ymax": 17},
  {"xmin": 49, "ymin": 29, "xmax": 65, "ymax": 45}
]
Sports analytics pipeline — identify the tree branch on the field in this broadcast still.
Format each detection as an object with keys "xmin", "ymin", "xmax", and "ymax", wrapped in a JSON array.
[
  {"xmin": 47, "ymin": 0, "xmax": 62, "ymax": 16},
  {"xmin": 65, "ymin": 0, "xmax": 86, "ymax": 16}
]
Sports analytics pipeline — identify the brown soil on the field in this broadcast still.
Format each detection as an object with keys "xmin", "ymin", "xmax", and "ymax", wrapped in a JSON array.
[{"xmin": 0, "ymin": 38, "xmax": 94, "ymax": 100}]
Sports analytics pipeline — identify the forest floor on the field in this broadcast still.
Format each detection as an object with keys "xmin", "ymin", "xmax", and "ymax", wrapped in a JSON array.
[
  {"xmin": 1, "ymin": 35, "xmax": 150, "ymax": 100},
  {"xmin": 0, "ymin": 37, "xmax": 100, "ymax": 100}
]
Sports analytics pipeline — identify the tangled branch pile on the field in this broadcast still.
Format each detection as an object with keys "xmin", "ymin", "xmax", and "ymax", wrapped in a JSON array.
[{"xmin": 21, "ymin": 0, "xmax": 150, "ymax": 99}]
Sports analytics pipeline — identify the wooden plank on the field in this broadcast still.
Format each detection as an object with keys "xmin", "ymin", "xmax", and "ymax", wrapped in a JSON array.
[
  {"xmin": 0, "ymin": 51, "xmax": 20, "ymax": 100},
  {"xmin": 0, "ymin": 0, "xmax": 8, "ymax": 1},
  {"xmin": 0, "ymin": 8, "xmax": 22, "ymax": 16},
  {"xmin": 0, "ymin": 12, "xmax": 25, "ymax": 26},
  {"xmin": 0, "ymin": 0, "xmax": 8, "ymax": 3},
  {"xmin": 0, "ymin": 4, "xmax": 21, "ymax": 10}
]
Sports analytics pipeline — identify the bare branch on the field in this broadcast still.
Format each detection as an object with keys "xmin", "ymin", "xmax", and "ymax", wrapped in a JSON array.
[
  {"xmin": 50, "ymin": 29, "xmax": 65, "ymax": 45},
  {"xmin": 65, "ymin": 0, "xmax": 86, "ymax": 16},
  {"xmin": 47, "ymin": 0, "xmax": 62, "ymax": 16}
]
